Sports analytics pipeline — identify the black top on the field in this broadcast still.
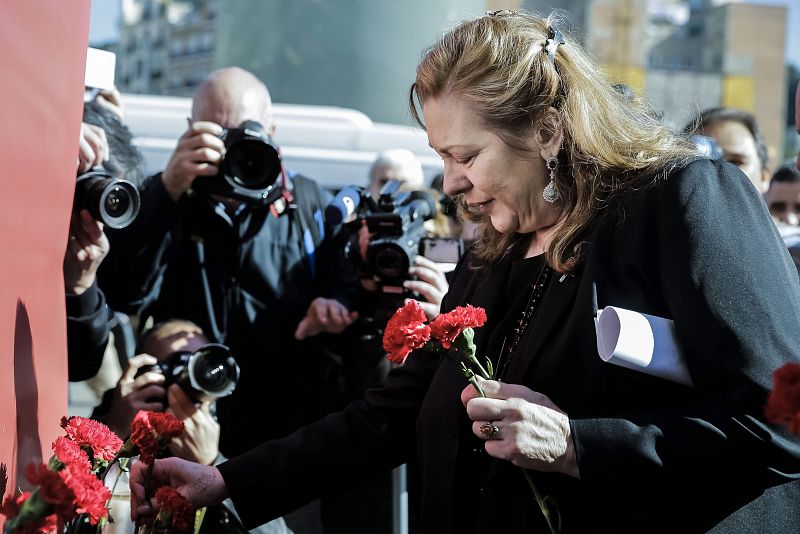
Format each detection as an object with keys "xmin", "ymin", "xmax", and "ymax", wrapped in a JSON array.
[
  {"xmin": 66, "ymin": 281, "xmax": 113, "ymax": 382},
  {"xmin": 217, "ymin": 159, "xmax": 800, "ymax": 533}
]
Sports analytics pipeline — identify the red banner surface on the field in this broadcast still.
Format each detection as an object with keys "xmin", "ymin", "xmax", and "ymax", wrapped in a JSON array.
[{"xmin": 0, "ymin": 0, "xmax": 91, "ymax": 517}]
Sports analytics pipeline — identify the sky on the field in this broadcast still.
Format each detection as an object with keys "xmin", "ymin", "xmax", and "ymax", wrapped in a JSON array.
[{"xmin": 89, "ymin": 0, "xmax": 799, "ymax": 66}]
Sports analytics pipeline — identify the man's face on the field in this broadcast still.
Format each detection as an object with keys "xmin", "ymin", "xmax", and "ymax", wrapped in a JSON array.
[
  {"xmin": 369, "ymin": 166, "xmax": 424, "ymax": 198},
  {"xmin": 703, "ymin": 119, "xmax": 766, "ymax": 191},
  {"xmin": 144, "ymin": 325, "xmax": 209, "ymax": 362},
  {"xmin": 766, "ymin": 181, "xmax": 800, "ymax": 226}
]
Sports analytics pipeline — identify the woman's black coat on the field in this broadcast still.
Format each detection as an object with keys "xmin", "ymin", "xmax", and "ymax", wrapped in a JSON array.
[{"xmin": 218, "ymin": 159, "xmax": 800, "ymax": 533}]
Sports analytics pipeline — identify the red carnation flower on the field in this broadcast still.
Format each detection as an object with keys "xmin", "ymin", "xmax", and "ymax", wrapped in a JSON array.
[
  {"xmin": 765, "ymin": 362, "xmax": 800, "ymax": 434},
  {"xmin": 129, "ymin": 411, "xmax": 184, "ymax": 465},
  {"xmin": 429, "ymin": 305, "xmax": 487, "ymax": 349},
  {"xmin": 0, "ymin": 491, "xmax": 30, "ymax": 520},
  {"xmin": 62, "ymin": 416, "xmax": 123, "ymax": 462},
  {"xmin": 1, "ymin": 492, "xmax": 60, "ymax": 533},
  {"xmin": 59, "ymin": 464, "xmax": 111, "ymax": 525},
  {"xmin": 25, "ymin": 463, "xmax": 76, "ymax": 521},
  {"xmin": 155, "ymin": 486, "xmax": 195, "ymax": 532},
  {"xmin": 147, "ymin": 412, "xmax": 185, "ymax": 438},
  {"xmin": 52, "ymin": 436, "xmax": 91, "ymax": 471},
  {"xmin": 383, "ymin": 301, "xmax": 431, "ymax": 364}
]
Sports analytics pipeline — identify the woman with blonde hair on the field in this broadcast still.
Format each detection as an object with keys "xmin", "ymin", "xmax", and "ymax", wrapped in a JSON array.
[{"xmin": 131, "ymin": 11, "xmax": 800, "ymax": 532}]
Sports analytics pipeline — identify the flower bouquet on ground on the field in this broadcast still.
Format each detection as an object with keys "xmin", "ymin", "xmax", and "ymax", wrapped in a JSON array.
[
  {"xmin": 383, "ymin": 300, "xmax": 561, "ymax": 533},
  {"xmin": 1, "ymin": 411, "xmax": 194, "ymax": 534}
]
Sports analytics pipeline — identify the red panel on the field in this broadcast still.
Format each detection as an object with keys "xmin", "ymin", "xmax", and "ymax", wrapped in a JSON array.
[{"xmin": 0, "ymin": 0, "xmax": 91, "ymax": 517}]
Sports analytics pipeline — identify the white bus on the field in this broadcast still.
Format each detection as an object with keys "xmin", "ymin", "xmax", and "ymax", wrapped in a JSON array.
[{"xmin": 121, "ymin": 94, "xmax": 444, "ymax": 191}]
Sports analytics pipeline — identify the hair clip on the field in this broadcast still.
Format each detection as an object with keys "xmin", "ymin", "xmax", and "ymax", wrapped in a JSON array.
[
  {"xmin": 544, "ymin": 26, "xmax": 565, "ymax": 64},
  {"xmin": 485, "ymin": 9, "xmax": 516, "ymax": 17}
]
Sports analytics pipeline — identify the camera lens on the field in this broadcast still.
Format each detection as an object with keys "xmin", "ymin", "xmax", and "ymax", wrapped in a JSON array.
[
  {"xmin": 225, "ymin": 141, "xmax": 281, "ymax": 190},
  {"xmin": 76, "ymin": 171, "xmax": 141, "ymax": 229},
  {"xmin": 97, "ymin": 179, "xmax": 139, "ymax": 228},
  {"xmin": 374, "ymin": 246, "xmax": 407, "ymax": 280},
  {"xmin": 104, "ymin": 186, "xmax": 131, "ymax": 217},
  {"xmin": 187, "ymin": 344, "xmax": 240, "ymax": 400}
]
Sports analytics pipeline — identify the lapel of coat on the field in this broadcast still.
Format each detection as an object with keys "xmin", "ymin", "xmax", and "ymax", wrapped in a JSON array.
[{"xmin": 503, "ymin": 265, "xmax": 584, "ymax": 386}]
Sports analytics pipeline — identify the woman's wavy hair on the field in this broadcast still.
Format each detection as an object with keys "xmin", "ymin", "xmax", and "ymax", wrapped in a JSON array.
[{"xmin": 409, "ymin": 11, "xmax": 698, "ymax": 272}]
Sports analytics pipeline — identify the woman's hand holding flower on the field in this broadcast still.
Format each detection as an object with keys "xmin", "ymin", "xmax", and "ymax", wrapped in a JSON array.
[
  {"xmin": 461, "ymin": 379, "xmax": 580, "ymax": 479},
  {"xmin": 130, "ymin": 457, "xmax": 227, "ymax": 522}
]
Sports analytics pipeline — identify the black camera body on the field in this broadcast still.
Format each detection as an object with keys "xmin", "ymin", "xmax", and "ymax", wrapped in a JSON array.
[
  {"xmin": 138, "ymin": 343, "xmax": 240, "ymax": 403},
  {"xmin": 75, "ymin": 168, "xmax": 140, "ymax": 229},
  {"xmin": 192, "ymin": 120, "xmax": 283, "ymax": 206},
  {"xmin": 327, "ymin": 180, "xmax": 438, "ymax": 321}
]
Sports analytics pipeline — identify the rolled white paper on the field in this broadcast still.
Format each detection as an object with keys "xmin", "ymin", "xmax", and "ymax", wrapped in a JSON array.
[{"xmin": 595, "ymin": 306, "xmax": 693, "ymax": 386}]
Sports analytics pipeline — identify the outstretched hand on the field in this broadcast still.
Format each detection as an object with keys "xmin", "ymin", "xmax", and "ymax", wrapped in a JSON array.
[
  {"xmin": 461, "ymin": 378, "xmax": 580, "ymax": 479},
  {"xmin": 294, "ymin": 297, "xmax": 358, "ymax": 339},
  {"xmin": 130, "ymin": 457, "xmax": 228, "ymax": 522}
]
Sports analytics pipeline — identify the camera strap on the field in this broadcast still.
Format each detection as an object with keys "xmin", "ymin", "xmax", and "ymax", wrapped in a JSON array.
[{"xmin": 192, "ymin": 235, "xmax": 226, "ymax": 343}]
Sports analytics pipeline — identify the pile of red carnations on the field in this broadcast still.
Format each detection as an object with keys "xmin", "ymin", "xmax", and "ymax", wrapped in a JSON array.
[{"xmin": 1, "ymin": 410, "xmax": 194, "ymax": 534}]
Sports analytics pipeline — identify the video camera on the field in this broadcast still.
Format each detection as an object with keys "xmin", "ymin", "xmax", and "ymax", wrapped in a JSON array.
[
  {"xmin": 192, "ymin": 120, "xmax": 284, "ymax": 206},
  {"xmin": 137, "ymin": 343, "xmax": 241, "ymax": 404},
  {"xmin": 75, "ymin": 168, "xmax": 140, "ymax": 229},
  {"xmin": 327, "ymin": 179, "xmax": 449, "ymax": 321},
  {"xmin": 328, "ymin": 179, "xmax": 437, "ymax": 282}
]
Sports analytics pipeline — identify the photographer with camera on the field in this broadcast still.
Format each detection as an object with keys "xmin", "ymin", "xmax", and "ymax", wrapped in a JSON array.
[
  {"xmin": 99, "ymin": 67, "xmax": 358, "ymax": 477},
  {"xmin": 67, "ymin": 95, "xmax": 144, "ymax": 382},
  {"xmin": 91, "ymin": 319, "xmax": 289, "ymax": 534},
  {"xmin": 318, "ymin": 153, "xmax": 457, "ymax": 533}
]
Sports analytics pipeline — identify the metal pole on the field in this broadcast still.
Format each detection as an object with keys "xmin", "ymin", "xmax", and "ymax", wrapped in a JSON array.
[{"xmin": 391, "ymin": 464, "xmax": 408, "ymax": 534}]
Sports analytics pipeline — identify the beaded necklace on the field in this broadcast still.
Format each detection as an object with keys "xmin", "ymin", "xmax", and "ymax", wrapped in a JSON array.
[{"xmin": 495, "ymin": 264, "xmax": 553, "ymax": 380}]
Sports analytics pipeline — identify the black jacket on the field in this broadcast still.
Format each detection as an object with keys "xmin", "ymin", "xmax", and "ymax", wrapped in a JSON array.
[
  {"xmin": 66, "ymin": 281, "xmax": 113, "ymax": 382},
  {"xmin": 99, "ymin": 173, "xmax": 359, "ymax": 454},
  {"xmin": 217, "ymin": 159, "xmax": 800, "ymax": 532}
]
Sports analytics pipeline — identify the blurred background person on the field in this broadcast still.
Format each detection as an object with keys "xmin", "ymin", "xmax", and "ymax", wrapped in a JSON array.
[
  {"xmin": 686, "ymin": 107, "xmax": 770, "ymax": 192},
  {"xmin": 766, "ymin": 165, "xmax": 800, "ymax": 227}
]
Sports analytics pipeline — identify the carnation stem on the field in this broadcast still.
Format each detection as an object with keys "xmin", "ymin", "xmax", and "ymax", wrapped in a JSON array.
[
  {"xmin": 468, "ymin": 375, "xmax": 486, "ymax": 398},
  {"xmin": 460, "ymin": 362, "xmax": 486, "ymax": 397},
  {"xmin": 461, "ymin": 359, "xmax": 560, "ymax": 533},
  {"xmin": 467, "ymin": 354, "xmax": 492, "ymax": 380},
  {"xmin": 522, "ymin": 470, "xmax": 561, "ymax": 534}
]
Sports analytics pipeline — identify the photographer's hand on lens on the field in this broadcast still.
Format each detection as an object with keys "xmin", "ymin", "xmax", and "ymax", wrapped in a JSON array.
[
  {"xmin": 78, "ymin": 121, "xmax": 109, "ymax": 173},
  {"xmin": 106, "ymin": 354, "xmax": 167, "ymax": 437},
  {"xmin": 64, "ymin": 209, "xmax": 110, "ymax": 295},
  {"xmin": 294, "ymin": 297, "xmax": 358, "ymax": 340},
  {"xmin": 130, "ymin": 457, "xmax": 228, "ymax": 523},
  {"xmin": 403, "ymin": 255, "xmax": 449, "ymax": 320},
  {"xmin": 162, "ymin": 121, "xmax": 226, "ymax": 202},
  {"xmin": 166, "ymin": 384, "xmax": 220, "ymax": 466},
  {"xmin": 461, "ymin": 378, "xmax": 580, "ymax": 479}
]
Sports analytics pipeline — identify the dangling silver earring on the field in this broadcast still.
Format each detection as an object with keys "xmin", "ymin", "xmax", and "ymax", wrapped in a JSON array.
[{"xmin": 543, "ymin": 157, "xmax": 559, "ymax": 203}]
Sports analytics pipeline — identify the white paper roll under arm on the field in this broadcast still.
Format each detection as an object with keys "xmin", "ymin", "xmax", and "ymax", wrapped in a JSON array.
[{"xmin": 596, "ymin": 306, "xmax": 693, "ymax": 386}]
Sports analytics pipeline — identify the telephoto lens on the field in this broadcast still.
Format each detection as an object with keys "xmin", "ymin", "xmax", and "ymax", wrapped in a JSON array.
[{"xmin": 75, "ymin": 169, "xmax": 141, "ymax": 229}]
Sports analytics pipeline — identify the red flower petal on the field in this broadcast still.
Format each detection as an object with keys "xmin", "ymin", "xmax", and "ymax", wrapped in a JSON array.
[
  {"xmin": 383, "ymin": 301, "xmax": 431, "ymax": 364},
  {"xmin": 62, "ymin": 416, "xmax": 123, "ymax": 462}
]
